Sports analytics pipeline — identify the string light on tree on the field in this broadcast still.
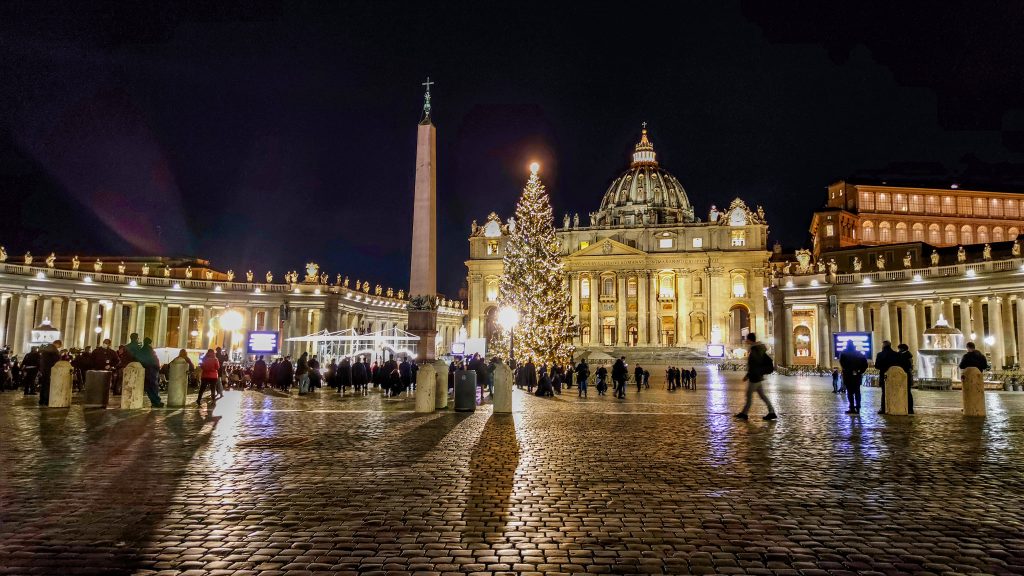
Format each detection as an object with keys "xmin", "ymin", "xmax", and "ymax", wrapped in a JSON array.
[{"xmin": 495, "ymin": 162, "xmax": 576, "ymax": 365}]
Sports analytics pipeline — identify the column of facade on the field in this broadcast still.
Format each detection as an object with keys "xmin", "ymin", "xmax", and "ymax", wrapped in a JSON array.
[
  {"xmin": 1001, "ymin": 295, "xmax": 1017, "ymax": 366},
  {"xmin": 783, "ymin": 304, "xmax": 794, "ymax": 366},
  {"xmin": 1015, "ymin": 297, "xmax": 1024, "ymax": 367},
  {"xmin": 570, "ymin": 273, "xmax": 580, "ymax": 345},
  {"xmin": 589, "ymin": 273, "xmax": 599, "ymax": 345},
  {"xmin": 4, "ymin": 294, "xmax": 24, "ymax": 353},
  {"xmin": 903, "ymin": 302, "xmax": 919, "ymax": 352},
  {"xmin": 637, "ymin": 271, "xmax": 648, "ymax": 345},
  {"xmin": 816, "ymin": 303, "xmax": 831, "ymax": 367},
  {"xmin": 855, "ymin": 303, "xmax": 866, "ymax": 331},
  {"xmin": 959, "ymin": 299, "xmax": 973, "ymax": 338},
  {"xmin": 942, "ymin": 299, "xmax": 956, "ymax": 326},
  {"xmin": 177, "ymin": 305, "xmax": 190, "ymax": 348},
  {"xmin": 987, "ymin": 297, "xmax": 1006, "ymax": 369},
  {"xmin": 675, "ymin": 271, "xmax": 686, "ymax": 345},
  {"xmin": 971, "ymin": 299, "xmax": 985, "ymax": 343},
  {"xmin": 646, "ymin": 272, "xmax": 658, "ymax": 345},
  {"xmin": 616, "ymin": 274, "xmax": 627, "ymax": 345},
  {"xmin": 33, "ymin": 296, "xmax": 45, "ymax": 326},
  {"xmin": 110, "ymin": 301, "xmax": 124, "ymax": 345},
  {"xmin": 890, "ymin": 304, "xmax": 902, "ymax": 345},
  {"xmin": 50, "ymin": 298, "xmax": 64, "ymax": 337},
  {"xmin": 86, "ymin": 300, "xmax": 100, "ymax": 348},
  {"xmin": 0, "ymin": 294, "xmax": 9, "ymax": 343},
  {"xmin": 135, "ymin": 303, "xmax": 148, "ymax": 338},
  {"xmin": 914, "ymin": 301, "xmax": 926, "ymax": 350},
  {"xmin": 40, "ymin": 297, "xmax": 54, "ymax": 324},
  {"xmin": 879, "ymin": 302, "xmax": 891, "ymax": 346},
  {"xmin": 201, "ymin": 306, "xmax": 213, "ymax": 350},
  {"xmin": 155, "ymin": 304, "xmax": 169, "ymax": 347}
]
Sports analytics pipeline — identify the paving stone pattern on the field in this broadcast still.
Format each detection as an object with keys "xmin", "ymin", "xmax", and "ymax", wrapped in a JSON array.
[{"xmin": 2, "ymin": 370, "xmax": 1024, "ymax": 575}]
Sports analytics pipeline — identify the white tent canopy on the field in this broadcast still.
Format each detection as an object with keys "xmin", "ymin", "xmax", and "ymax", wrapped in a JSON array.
[{"xmin": 286, "ymin": 327, "xmax": 420, "ymax": 361}]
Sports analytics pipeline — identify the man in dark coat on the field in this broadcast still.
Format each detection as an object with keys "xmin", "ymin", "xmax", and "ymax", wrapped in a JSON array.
[
  {"xmin": 351, "ymin": 356, "xmax": 369, "ymax": 392},
  {"xmin": 575, "ymin": 359, "xmax": 590, "ymax": 397},
  {"xmin": 21, "ymin": 346, "xmax": 40, "ymax": 395},
  {"xmin": 522, "ymin": 359, "xmax": 538, "ymax": 393},
  {"xmin": 337, "ymin": 357, "xmax": 353, "ymax": 392},
  {"xmin": 634, "ymin": 364, "xmax": 644, "ymax": 392},
  {"xmin": 611, "ymin": 357, "xmax": 627, "ymax": 399},
  {"xmin": 874, "ymin": 340, "xmax": 899, "ymax": 414},
  {"xmin": 896, "ymin": 343, "xmax": 915, "ymax": 414},
  {"xmin": 251, "ymin": 355, "xmax": 269, "ymax": 389},
  {"xmin": 959, "ymin": 342, "xmax": 989, "ymax": 372},
  {"xmin": 839, "ymin": 341, "xmax": 868, "ymax": 414},
  {"xmin": 278, "ymin": 355, "xmax": 294, "ymax": 390},
  {"xmin": 735, "ymin": 333, "xmax": 777, "ymax": 420},
  {"xmin": 37, "ymin": 339, "xmax": 62, "ymax": 406},
  {"xmin": 399, "ymin": 357, "xmax": 412, "ymax": 392}
]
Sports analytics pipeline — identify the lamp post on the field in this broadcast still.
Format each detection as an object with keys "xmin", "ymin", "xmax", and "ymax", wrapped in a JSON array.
[{"xmin": 498, "ymin": 306, "xmax": 520, "ymax": 365}]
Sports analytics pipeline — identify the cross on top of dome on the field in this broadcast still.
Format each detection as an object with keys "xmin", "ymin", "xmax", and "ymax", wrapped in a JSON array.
[{"xmin": 631, "ymin": 123, "xmax": 657, "ymax": 167}]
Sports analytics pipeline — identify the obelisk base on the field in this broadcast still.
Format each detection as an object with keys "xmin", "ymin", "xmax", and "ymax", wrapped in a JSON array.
[{"xmin": 409, "ymin": 309, "xmax": 438, "ymax": 362}]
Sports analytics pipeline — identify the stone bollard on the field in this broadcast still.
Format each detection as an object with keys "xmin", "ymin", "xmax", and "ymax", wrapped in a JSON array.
[
  {"xmin": 167, "ymin": 357, "xmax": 188, "ymax": 407},
  {"xmin": 492, "ymin": 360, "xmax": 513, "ymax": 414},
  {"xmin": 121, "ymin": 362, "xmax": 146, "ymax": 409},
  {"xmin": 414, "ymin": 363, "xmax": 436, "ymax": 413},
  {"xmin": 47, "ymin": 360, "xmax": 73, "ymax": 408},
  {"xmin": 84, "ymin": 370, "xmax": 112, "ymax": 407},
  {"xmin": 961, "ymin": 367, "xmax": 986, "ymax": 417},
  {"xmin": 884, "ymin": 367, "xmax": 909, "ymax": 415},
  {"xmin": 434, "ymin": 359, "xmax": 448, "ymax": 409}
]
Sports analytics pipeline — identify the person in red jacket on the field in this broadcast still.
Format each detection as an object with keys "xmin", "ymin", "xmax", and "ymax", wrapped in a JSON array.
[{"xmin": 196, "ymin": 349, "xmax": 220, "ymax": 406}]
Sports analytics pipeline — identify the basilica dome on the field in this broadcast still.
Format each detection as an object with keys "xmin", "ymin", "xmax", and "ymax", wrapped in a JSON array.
[{"xmin": 592, "ymin": 127, "xmax": 695, "ymax": 226}]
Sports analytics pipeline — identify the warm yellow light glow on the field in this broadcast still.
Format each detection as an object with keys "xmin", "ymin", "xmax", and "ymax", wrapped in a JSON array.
[
  {"xmin": 529, "ymin": 162, "xmax": 540, "ymax": 174},
  {"xmin": 220, "ymin": 310, "xmax": 244, "ymax": 331},
  {"xmin": 498, "ymin": 306, "xmax": 520, "ymax": 329}
]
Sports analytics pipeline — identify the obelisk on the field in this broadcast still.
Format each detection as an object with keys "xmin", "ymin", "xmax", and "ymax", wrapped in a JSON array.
[{"xmin": 408, "ymin": 77, "xmax": 438, "ymax": 361}]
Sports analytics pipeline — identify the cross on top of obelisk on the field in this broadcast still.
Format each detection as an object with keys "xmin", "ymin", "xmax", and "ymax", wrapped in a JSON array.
[
  {"xmin": 642, "ymin": 121, "xmax": 647, "ymax": 130},
  {"xmin": 421, "ymin": 77, "xmax": 434, "ymax": 123}
]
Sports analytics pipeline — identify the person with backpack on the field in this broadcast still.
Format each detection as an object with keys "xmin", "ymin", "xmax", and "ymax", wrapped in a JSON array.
[{"xmin": 735, "ymin": 332, "xmax": 777, "ymax": 421}]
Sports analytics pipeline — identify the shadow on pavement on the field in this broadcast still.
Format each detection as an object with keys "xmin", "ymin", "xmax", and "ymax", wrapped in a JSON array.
[{"xmin": 462, "ymin": 414, "xmax": 520, "ymax": 543}]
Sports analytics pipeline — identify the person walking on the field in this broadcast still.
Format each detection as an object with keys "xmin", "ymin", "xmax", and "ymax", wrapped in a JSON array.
[
  {"xmin": 197, "ymin": 349, "xmax": 220, "ymax": 405},
  {"xmin": 251, "ymin": 355, "xmax": 268, "ymax": 389},
  {"xmin": 896, "ymin": 343, "xmax": 915, "ymax": 414},
  {"xmin": 735, "ymin": 333, "xmax": 777, "ymax": 421},
  {"xmin": 522, "ymin": 359, "xmax": 538, "ymax": 394},
  {"xmin": 838, "ymin": 341, "xmax": 868, "ymax": 414},
  {"xmin": 21, "ymin": 346, "xmax": 40, "ymax": 396},
  {"xmin": 337, "ymin": 356, "xmax": 353, "ymax": 392},
  {"xmin": 595, "ymin": 365, "xmax": 608, "ymax": 396},
  {"xmin": 634, "ymin": 364, "xmax": 644, "ymax": 392},
  {"xmin": 296, "ymin": 352, "xmax": 310, "ymax": 394},
  {"xmin": 874, "ymin": 341, "xmax": 899, "ymax": 414},
  {"xmin": 690, "ymin": 367, "xmax": 697, "ymax": 389},
  {"xmin": 831, "ymin": 368, "xmax": 840, "ymax": 393},
  {"xmin": 612, "ymin": 357, "xmax": 627, "ymax": 399},
  {"xmin": 37, "ymin": 339, "xmax": 61, "ymax": 406},
  {"xmin": 351, "ymin": 356, "xmax": 369, "ymax": 392},
  {"xmin": 575, "ymin": 359, "xmax": 590, "ymax": 398},
  {"xmin": 279, "ymin": 355, "xmax": 295, "ymax": 390}
]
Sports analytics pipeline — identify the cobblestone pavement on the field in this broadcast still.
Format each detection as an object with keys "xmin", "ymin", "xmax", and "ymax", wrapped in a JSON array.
[{"xmin": 2, "ymin": 369, "xmax": 1024, "ymax": 575}]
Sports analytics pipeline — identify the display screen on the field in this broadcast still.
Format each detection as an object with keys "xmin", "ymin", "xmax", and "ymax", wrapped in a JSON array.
[
  {"xmin": 247, "ymin": 331, "xmax": 279, "ymax": 354},
  {"xmin": 833, "ymin": 332, "xmax": 872, "ymax": 359},
  {"xmin": 450, "ymin": 342, "xmax": 465, "ymax": 355},
  {"xmin": 706, "ymin": 344, "xmax": 726, "ymax": 358}
]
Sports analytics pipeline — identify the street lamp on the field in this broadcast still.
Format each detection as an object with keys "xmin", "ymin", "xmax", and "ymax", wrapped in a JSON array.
[{"xmin": 497, "ymin": 306, "xmax": 520, "ymax": 363}]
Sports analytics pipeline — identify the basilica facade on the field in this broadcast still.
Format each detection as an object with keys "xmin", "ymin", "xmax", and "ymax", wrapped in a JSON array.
[{"xmin": 466, "ymin": 128, "xmax": 772, "ymax": 359}]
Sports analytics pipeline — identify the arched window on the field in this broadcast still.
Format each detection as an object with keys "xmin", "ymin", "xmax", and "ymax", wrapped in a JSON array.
[
  {"xmin": 580, "ymin": 277, "xmax": 590, "ymax": 299},
  {"xmin": 485, "ymin": 278, "xmax": 499, "ymax": 302},
  {"xmin": 879, "ymin": 221, "xmax": 892, "ymax": 242},
  {"xmin": 912, "ymin": 223, "xmax": 924, "ymax": 242},
  {"xmin": 928, "ymin": 223, "xmax": 941, "ymax": 244},
  {"xmin": 793, "ymin": 325, "xmax": 813, "ymax": 358},
  {"xmin": 581, "ymin": 325, "xmax": 591, "ymax": 345},
  {"xmin": 961, "ymin": 225, "xmax": 973, "ymax": 245},
  {"xmin": 926, "ymin": 195, "xmax": 940, "ymax": 213},
  {"xmin": 993, "ymin": 227, "xmax": 1005, "ymax": 242},
  {"xmin": 895, "ymin": 222, "xmax": 908, "ymax": 242},
  {"xmin": 1010, "ymin": 227, "xmax": 1020, "ymax": 239},
  {"xmin": 627, "ymin": 325, "xmax": 638, "ymax": 346},
  {"xmin": 862, "ymin": 220, "xmax": 875, "ymax": 242},
  {"xmin": 731, "ymin": 273, "xmax": 747, "ymax": 298},
  {"xmin": 659, "ymin": 274, "xmax": 674, "ymax": 298},
  {"xmin": 602, "ymin": 276, "xmax": 615, "ymax": 296},
  {"xmin": 945, "ymin": 224, "xmax": 957, "ymax": 244},
  {"xmin": 977, "ymin": 226, "xmax": 989, "ymax": 244},
  {"xmin": 627, "ymin": 277, "xmax": 637, "ymax": 297}
]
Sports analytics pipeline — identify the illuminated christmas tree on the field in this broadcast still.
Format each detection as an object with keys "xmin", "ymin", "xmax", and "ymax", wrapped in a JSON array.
[{"xmin": 496, "ymin": 163, "xmax": 575, "ymax": 365}]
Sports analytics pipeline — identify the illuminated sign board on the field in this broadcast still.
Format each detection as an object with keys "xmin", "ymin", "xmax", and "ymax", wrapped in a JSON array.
[
  {"xmin": 706, "ymin": 344, "xmax": 726, "ymax": 358},
  {"xmin": 451, "ymin": 342, "xmax": 466, "ymax": 355},
  {"xmin": 247, "ymin": 331, "xmax": 279, "ymax": 355},
  {"xmin": 833, "ymin": 332, "xmax": 872, "ymax": 359}
]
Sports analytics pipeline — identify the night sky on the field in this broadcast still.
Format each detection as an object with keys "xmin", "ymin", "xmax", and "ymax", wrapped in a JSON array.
[{"xmin": 2, "ymin": 1, "xmax": 1024, "ymax": 298}]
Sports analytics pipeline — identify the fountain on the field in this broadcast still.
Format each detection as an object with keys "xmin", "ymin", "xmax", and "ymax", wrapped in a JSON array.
[{"xmin": 916, "ymin": 315, "xmax": 965, "ymax": 390}]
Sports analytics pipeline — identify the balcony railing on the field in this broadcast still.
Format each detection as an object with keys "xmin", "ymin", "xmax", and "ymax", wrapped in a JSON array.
[{"xmin": 779, "ymin": 256, "xmax": 1024, "ymax": 288}]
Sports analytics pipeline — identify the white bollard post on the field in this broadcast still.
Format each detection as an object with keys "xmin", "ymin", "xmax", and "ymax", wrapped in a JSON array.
[
  {"xmin": 492, "ymin": 360, "xmax": 513, "ymax": 414},
  {"xmin": 47, "ymin": 360, "xmax": 73, "ymax": 408},
  {"xmin": 884, "ymin": 366, "xmax": 909, "ymax": 415},
  {"xmin": 121, "ymin": 362, "xmax": 146, "ymax": 409},
  {"xmin": 414, "ymin": 363, "xmax": 436, "ymax": 413},
  {"xmin": 167, "ymin": 357, "xmax": 188, "ymax": 407},
  {"xmin": 962, "ymin": 367, "xmax": 986, "ymax": 417},
  {"xmin": 434, "ymin": 359, "xmax": 448, "ymax": 409}
]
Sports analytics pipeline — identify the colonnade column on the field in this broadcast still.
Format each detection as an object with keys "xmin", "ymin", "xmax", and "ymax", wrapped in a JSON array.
[
  {"xmin": 40, "ymin": 297, "xmax": 53, "ymax": 324},
  {"xmin": 156, "ymin": 304, "xmax": 169, "ymax": 347},
  {"xmin": 616, "ymin": 274, "xmax": 626, "ymax": 345},
  {"xmin": 1016, "ymin": 297, "xmax": 1024, "ymax": 368},
  {"xmin": 5, "ymin": 294, "xmax": 25, "ymax": 353},
  {"xmin": 855, "ymin": 303, "xmax": 866, "ymax": 332},
  {"xmin": 783, "ymin": 304, "xmax": 794, "ymax": 366},
  {"xmin": 1001, "ymin": 296, "xmax": 1017, "ymax": 366},
  {"xmin": 637, "ymin": 272, "xmax": 648, "ymax": 346},
  {"xmin": 135, "ymin": 303, "xmax": 148, "ymax": 339},
  {"xmin": 942, "ymin": 299, "xmax": 956, "ymax": 326},
  {"xmin": 0, "ymin": 294, "xmax": 9, "ymax": 343},
  {"xmin": 648, "ymin": 272, "xmax": 659, "ymax": 345},
  {"xmin": 816, "ymin": 303, "xmax": 831, "ymax": 367},
  {"xmin": 178, "ymin": 305, "xmax": 190, "ymax": 349},
  {"xmin": 111, "ymin": 301, "xmax": 124, "ymax": 345},
  {"xmin": 879, "ymin": 302, "xmax": 891, "ymax": 346},
  {"xmin": 971, "ymin": 299, "xmax": 985, "ymax": 343},
  {"xmin": 903, "ymin": 302, "xmax": 918, "ymax": 352},
  {"xmin": 62, "ymin": 298, "xmax": 77, "ymax": 347},
  {"xmin": 914, "ymin": 301, "xmax": 926, "ymax": 350},
  {"xmin": 960, "ymin": 299, "xmax": 973, "ymax": 338},
  {"xmin": 87, "ymin": 300, "xmax": 101, "ymax": 348},
  {"xmin": 988, "ymin": 297, "xmax": 1006, "ymax": 369}
]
